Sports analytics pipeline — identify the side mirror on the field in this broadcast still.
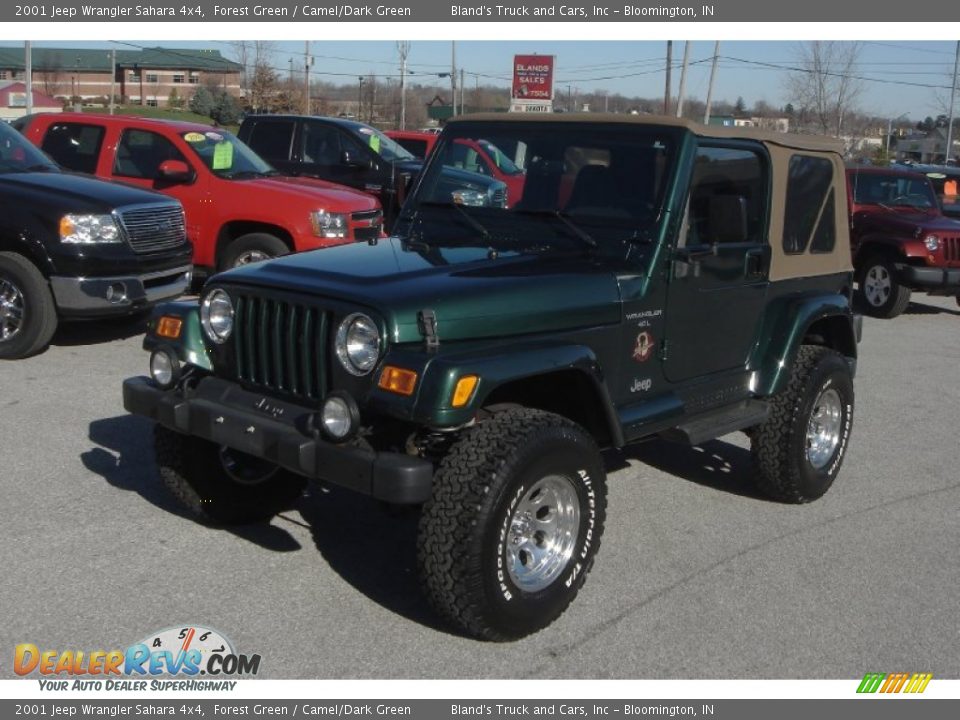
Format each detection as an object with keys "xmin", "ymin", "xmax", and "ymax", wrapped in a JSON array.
[
  {"xmin": 707, "ymin": 195, "xmax": 749, "ymax": 244},
  {"xmin": 340, "ymin": 151, "xmax": 370, "ymax": 169},
  {"xmin": 158, "ymin": 159, "xmax": 194, "ymax": 183}
]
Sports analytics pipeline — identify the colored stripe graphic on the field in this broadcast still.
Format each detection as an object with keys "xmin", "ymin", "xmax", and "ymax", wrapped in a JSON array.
[{"xmin": 857, "ymin": 672, "xmax": 932, "ymax": 694}]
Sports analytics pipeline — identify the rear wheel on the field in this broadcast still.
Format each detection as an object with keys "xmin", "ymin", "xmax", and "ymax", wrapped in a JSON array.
[
  {"xmin": 857, "ymin": 255, "xmax": 911, "ymax": 318},
  {"xmin": 751, "ymin": 346, "xmax": 854, "ymax": 503},
  {"xmin": 154, "ymin": 425, "xmax": 306, "ymax": 524},
  {"xmin": 0, "ymin": 252, "xmax": 58, "ymax": 360},
  {"xmin": 219, "ymin": 233, "xmax": 289, "ymax": 271}
]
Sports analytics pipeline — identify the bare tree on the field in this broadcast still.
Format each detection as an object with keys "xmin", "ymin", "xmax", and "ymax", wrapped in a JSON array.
[
  {"xmin": 787, "ymin": 41, "xmax": 864, "ymax": 137},
  {"xmin": 35, "ymin": 51, "xmax": 65, "ymax": 98}
]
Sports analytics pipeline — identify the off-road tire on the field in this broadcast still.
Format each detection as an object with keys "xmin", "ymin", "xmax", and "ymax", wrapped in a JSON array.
[
  {"xmin": 154, "ymin": 425, "xmax": 306, "ymax": 524},
  {"xmin": 856, "ymin": 254, "xmax": 911, "ymax": 318},
  {"xmin": 0, "ymin": 252, "xmax": 58, "ymax": 360},
  {"xmin": 218, "ymin": 233, "xmax": 290, "ymax": 271},
  {"xmin": 418, "ymin": 408, "xmax": 607, "ymax": 641},
  {"xmin": 751, "ymin": 346, "xmax": 854, "ymax": 503}
]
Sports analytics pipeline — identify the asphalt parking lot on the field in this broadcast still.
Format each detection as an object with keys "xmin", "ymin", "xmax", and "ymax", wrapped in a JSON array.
[{"xmin": 1, "ymin": 295, "xmax": 958, "ymax": 679}]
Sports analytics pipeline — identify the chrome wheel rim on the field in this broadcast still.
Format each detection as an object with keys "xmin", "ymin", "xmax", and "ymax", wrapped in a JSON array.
[
  {"xmin": 0, "ymin": 277, "xmax": 25, "ymax": 342},
  {"xmin": 806, "ymin": 388, "xmax": 843, "ymax": 469},
  {"xmin": 233, "ymin": 250, "xmax": 271, "ymax": 267},
  {"xmin": 506, "ymin": 475, "xmax": 580, "ymax": 592},
  {"xmin": 863, "ymin": 265, "xmax": 891, "ymax": 307},
  {"xmin": 219, "ymin": 446, "xmax": 278, "ymax": 486}
]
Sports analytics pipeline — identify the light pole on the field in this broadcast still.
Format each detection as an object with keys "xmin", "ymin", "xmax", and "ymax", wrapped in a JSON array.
[
  {"xmin": 358, "ymin": 76, "xmax": 365, "ymax": 121},
  {"xmin": 886, "ymin": 112, "xmax": 909, "ymax": 163}
]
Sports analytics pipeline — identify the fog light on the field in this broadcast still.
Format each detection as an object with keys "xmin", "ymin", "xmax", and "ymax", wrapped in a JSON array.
[
  {"xmin": 149, "ymin": 349, "xmax": 180, "ymax": 389},
  {"xmin": 320, "ymin": 392, "xmax": 359, "ymax": 441}
]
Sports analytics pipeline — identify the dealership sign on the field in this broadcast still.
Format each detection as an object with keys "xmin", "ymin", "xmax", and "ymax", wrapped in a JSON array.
[{"xmin": 511, "ymin": 54, "xmax": 555, "ymax": 112}]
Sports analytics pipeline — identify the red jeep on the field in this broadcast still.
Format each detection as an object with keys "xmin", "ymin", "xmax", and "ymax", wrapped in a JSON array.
[
  {"xmin": 16, "ymin": 113, "xmax": 382, "ymax": 271},
  {"xmin": 846, "ymin": 166, "xmax": 960, "ymax": 317}
]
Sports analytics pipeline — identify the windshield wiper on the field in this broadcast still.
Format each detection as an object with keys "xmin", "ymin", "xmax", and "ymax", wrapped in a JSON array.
[
  {"xmin": 419, "ymin": 201, "xmax": 491, "ymax": 241},
  {"xmin": 222, "ymin": 170, "xmax": 274, "ymax": 179},
  {"xmin": 24, "ymin": 163, "xmax": 58, "ymax": 173},
  {"xmin": 513, "ymin": 209, "xmax": 598, "ymax": 250}
]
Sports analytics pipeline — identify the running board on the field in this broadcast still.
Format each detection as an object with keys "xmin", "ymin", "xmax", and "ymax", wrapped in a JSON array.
[{"xmin": 659, "ymin": 400, "xmax": 770, "ymax": 446}]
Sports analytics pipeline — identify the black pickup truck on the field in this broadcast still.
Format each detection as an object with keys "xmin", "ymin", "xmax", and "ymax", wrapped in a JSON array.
[{"xmin": 0, "ymin": 121, "xmax": 192, "ymax": 359}]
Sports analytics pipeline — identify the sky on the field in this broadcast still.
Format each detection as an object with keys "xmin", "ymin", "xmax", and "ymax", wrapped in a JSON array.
[{"xmin": 3, "ymin": 39, "xmax": 958, "ymax": 121}]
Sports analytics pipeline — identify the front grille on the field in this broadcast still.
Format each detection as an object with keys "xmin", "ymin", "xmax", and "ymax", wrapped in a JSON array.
[
  {"xmin": 351, "ymin": 209, "xmax": 383, "ymax": 242},
  {"xmin": 118, "ymin": 204, "xmax": 186, "ymax": 254},
  {"xmin": 943, "ymin": 236, "xmax": 960, "ymax": 264},
  {"xmin": 233, "ymin": 295, "xmax": 329, "ymax": 400},
  {"xmin": 491, "ymin": 187, "xmax": 507, "ymax": 208}
]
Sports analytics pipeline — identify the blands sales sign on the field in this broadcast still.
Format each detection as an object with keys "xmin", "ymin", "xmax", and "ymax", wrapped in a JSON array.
[{"xmin": 512, "ymin": 55, "xmax": 555, "ymax": 101}]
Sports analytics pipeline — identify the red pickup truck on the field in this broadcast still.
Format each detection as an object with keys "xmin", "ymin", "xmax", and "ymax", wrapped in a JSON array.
[{"xmin": 16, "ymin": 113, "xmax": 383, "ymax": 271}]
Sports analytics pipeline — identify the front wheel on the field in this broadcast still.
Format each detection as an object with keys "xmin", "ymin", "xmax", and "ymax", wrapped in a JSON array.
[
  {"xmin": 857, "ymin": 255, "xmax": 911, "ymax": 318},
  {"xmin": 218, "ymin": 233, "xmax": 290, "ymax": 271},
  {"xmin": 0, "ymin": 252, "xmax": 58, "ymax": 360},
  {"xmin": 751, "ymin": 346, "xmax": 854, "ymax": 503},
  {"xmin": 418, "ymin": 408, "xmax": 607, "ymax": 641},
  {"xmin": 154, "ymin": 426, "xmax": 306, "ymax": 524}
]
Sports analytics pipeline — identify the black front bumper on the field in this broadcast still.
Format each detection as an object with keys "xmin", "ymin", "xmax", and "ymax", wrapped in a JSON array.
[
  {"xmin": 123, "ymin": 376, "xmax": 433, "ymax": 504},
  {"xmin": 896, "ymin": 264, "xmax": 960, "ymax": 293}
]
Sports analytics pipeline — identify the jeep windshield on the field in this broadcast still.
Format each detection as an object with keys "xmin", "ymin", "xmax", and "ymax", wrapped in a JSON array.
[
  {"xmin": 180, "ymin": 129, "xmax": 278, "ymax": 179},
  {"xmin": 851, "ymin": 171, "xmax": 938, "ymax": 210},
  {"xmin": 0, "ymin": 122, "xmax": 59, "ymax": 174},
  {"xmin": 401, "ymin": 120, "xmax": 677, "ymax": 254}
]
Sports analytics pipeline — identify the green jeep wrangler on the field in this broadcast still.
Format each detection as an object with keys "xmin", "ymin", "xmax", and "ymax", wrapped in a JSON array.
[{"xmin": 122, "ymin": 114, "xmax": 861, "ymax": 641}]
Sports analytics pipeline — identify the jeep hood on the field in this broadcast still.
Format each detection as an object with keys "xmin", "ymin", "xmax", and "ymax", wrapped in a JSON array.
[
  {"xmin": 217, "ymin": 237, "xmax": 621, "ymax": 342},
  {"xmin": 855, "ymin": 208, "xmax": 960, "ymax": 235}
]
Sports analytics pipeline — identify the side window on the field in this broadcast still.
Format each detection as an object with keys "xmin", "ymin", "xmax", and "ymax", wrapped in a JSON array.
[
  {"xmin": 301, "ymin": 122, "xmax": 340, "ymax": 165},
  {"xmin": 338, "ymin": 130, "xmax": 369, "ymax": 163},
  {"xmin": 41, "ymin": 123, "xmax": 105, "ymax": 174},
  {"xmin": 114, "ymin": 129, "xmax": 186, "ymax": 180},
  {"xmin": 686, "ymin": 146, "xmax": 766, "ymax": 246},
  {"xmin": 247, "ymin": 120, "xmax": 294, "ymax": 163},
  {"xmin": 783, "ymin": 155, "xmax": 835, "ymax": 255}
]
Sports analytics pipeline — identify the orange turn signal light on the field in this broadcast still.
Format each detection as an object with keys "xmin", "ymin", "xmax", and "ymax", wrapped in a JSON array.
[
  {"xmin": 451, "ymin": 375, "xmax": 479, "ymax": 408},
  {"xmin": 155, "ymin": 316, "xmax": 183, "ymax": 339},
  {"xmin": 378, "ymin": 366, "xmax": 418, "ymax": 396}
]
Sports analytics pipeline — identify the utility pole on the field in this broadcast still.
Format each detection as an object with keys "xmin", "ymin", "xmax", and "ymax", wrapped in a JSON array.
[
  {"xmin": 397, "ymin": 41, "xmax": 410, "ymax": 129},
  {"xmin": 947, "ymin": 41, "xmax": 960, "ymax": 164},
  {"xmin": 24, "ymin": 41, "xmax": 33, "ymax": 115},
  {"xmin": 304, "ymin": 41, "xmax": 311, "ymax": 114},
  {"xmin": 460, "ymin": 67, "xmax": 465, "ymax": 114},
  {"xmin": 703, "ymin": 41, "xmax": 720, "ymax": 124},
  {"xmin": 675, "ymin": 41, "xmax": 690, "ymax": 118},
  {"xmin": 358, "ymin": 76, "xmax": 364, "ymax": 121},
  {"xmin": 109, "ymin": 48, "xmax": 116, "ymax": 114},
  {"xmin": 451, "ymin": 41, "xmax": 457, "ymax": 117},
  {"xmin": 663, "ymin": 41, "xmax": 673, "ymax": 115}
]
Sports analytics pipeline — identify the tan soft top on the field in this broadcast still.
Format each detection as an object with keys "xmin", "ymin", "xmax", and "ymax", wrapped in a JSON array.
[{"xmin": 449, "ymin": 112, "xmax": 845, "ymax": 155}]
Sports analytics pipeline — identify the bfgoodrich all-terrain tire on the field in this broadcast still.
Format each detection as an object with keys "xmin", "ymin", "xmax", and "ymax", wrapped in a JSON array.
[
  {"xmin": 154, "ymin": 425, "xmax": 306, "ymax": 524},
  {"xmin": 751, "ymin": 345, "xmax": 854, "ymax": 503},
  {"xmin": 218, "ymin": 233, "xmax": 290, "ymax": 271},
  {"xmin": 857, "ymin": 254, "xmax": 911, "ymax": 318},
  {"xmin": 0, "ymin": 252, "xmax": 58, "ymax": 360},
  {"xmin": 418, "ymin": 408, "xmax": 607, "ymax": 641}
]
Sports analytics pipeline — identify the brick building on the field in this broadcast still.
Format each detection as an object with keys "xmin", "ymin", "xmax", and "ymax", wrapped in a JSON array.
[{"xmin": 0, "ymin": 46, "xmax": 242, "ymax": 108}]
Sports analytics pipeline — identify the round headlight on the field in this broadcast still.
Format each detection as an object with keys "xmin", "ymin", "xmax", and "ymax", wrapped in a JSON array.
[
  {"xmin": 924, "ymin": 234, "xmax": 941, "ymax": 252},
  {"xmin": 321, "ymin": 396, "xmax": 353, "ymax": 440},
  {"xmin": 335, "ymin": 313, "xmax": 380, "ymax": 376},
  {"xmin": 200, "ymin": 289, "xmax": 234, "ymax": 344}
]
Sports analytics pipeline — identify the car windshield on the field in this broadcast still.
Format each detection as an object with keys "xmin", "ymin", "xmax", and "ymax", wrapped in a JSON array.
[
  {"xmin": 400, "ymin": 121, "xmax": 676, "ymax": 256},
  {"xmin": 179, "ymin": 129, "xmax": 276, "ymax": 178},
  {"xmin": 851, "ymin": 172, "xmax": 938, "ymax": 209},
  {"xmin": 348, "ymin": 125, "xmax": 415, "ymax": 163},
  {"xmin": 0, "ymin": 122, "xmax": 59, "ymax": 174}
]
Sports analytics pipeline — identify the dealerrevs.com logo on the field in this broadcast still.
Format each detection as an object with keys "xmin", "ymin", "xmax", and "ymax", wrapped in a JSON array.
[{"xmin": 14, "ymin": 625, "xmax": 260, "ymax": 691}]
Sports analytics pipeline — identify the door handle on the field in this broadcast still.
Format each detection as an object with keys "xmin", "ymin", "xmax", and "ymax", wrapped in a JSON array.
[{"xmin": 744, "ymin": 248, "xmax": 765, "ymax": 277}]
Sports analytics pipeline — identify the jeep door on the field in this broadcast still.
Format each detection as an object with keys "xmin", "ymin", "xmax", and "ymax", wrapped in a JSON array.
[{"xmin": 663, "ymin": 142, "xmax": 771, "ymax": 383}]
